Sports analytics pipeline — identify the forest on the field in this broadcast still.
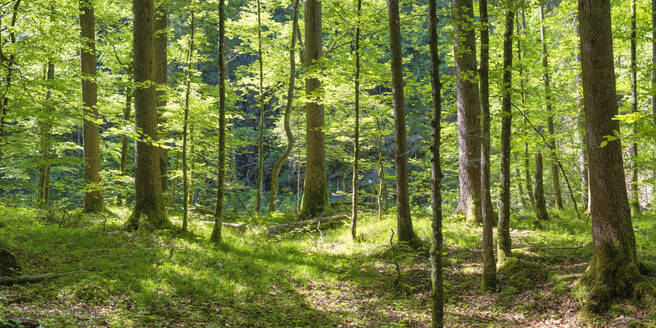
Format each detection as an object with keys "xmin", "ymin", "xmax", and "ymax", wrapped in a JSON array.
[{"xmin": 0, "ymin": 0, "xmax": 655, "ymax": 326}]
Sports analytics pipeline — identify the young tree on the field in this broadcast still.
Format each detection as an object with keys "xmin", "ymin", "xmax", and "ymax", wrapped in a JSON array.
[
  {"xmin": 127, "ymin": 0, "xmax": 170, "ymax": 230},
  {"xmin": 630, "ymin": 0, "xmax": 640, "ymax": 214},
  {"xmin": 653, "ymin": 0, "xmax": 656, "ymax": 200},
  {"xmin": 270, "ymin": 0, "xmax": 300, "ymax": 214},
  {"xmin": 516, "ymin": 10, "xmax": 535, "ymax": 212},
  {"xmin": 255, "ymin": 0, "xmax": 265, "ymax": 216},
  {"xmin": 578, "ymin": 0, "xmax": 644, "ymax": 312},
  {"xmin": 0, "ymin": 0, "xmax": 20, "ymax": 147},
  {"xmin": 80, "ymin": 0, "xmax": 104, "ymax": 213},
  {"xmin": 387, "ymin": 0, "xmax": 415, "ymax": 243},
  {"xmin": 534, "ymin": 151, "xmax": 548, "ymax": 221},
  {"xmin": 452, "ymin": 0, "xmax": 481, "ymax": 224},
  {"xmin": 351, "ymin": 0, "xmax": 362, "ymax": 242},
  {"xmin": 211, "ymin": 0, "xmax": 227, "ymax": 243},
  {"xmin": 182, "ymin": 8, "xmax": 195, "ymax": 232},
  {"xmin": 300, "ymin": 0, "xmax": 329, "ymax": 217},
  {"xmin": 428, "ymin": 0, "xmax": 444, "ymax": 325},
  {"xmin": 498, "ymin": 7, "xmax": 515, "ymax": 262},
  {"xmin": 38, "ymin": 63, "xmax": 55, "ymax": 208}
]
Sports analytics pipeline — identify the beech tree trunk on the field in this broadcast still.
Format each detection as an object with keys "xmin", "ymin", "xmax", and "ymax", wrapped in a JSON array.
[
  {"xmin": 351, "ymin": 0, "xmax": 362, "ymax": 242},
  {"xmin": 255, "ymin": 0, "xmax": 265, "ymax": 216},
  {"xmin": 154, "ymin": 4, "xmax": 168, "ymax": 195},
  {"xmin": 498, "ymin": 9, "xmax": 515, "ymax": 261},
  {"xmin": 539, "ymin": 4, "xmax": 563, "ymax": 210},
  {"xmin": 428, "ymin": 0, "xmax": 444, "ymax": 325},
  {"xmin": 479, "ymin": 0, "xmax": 496, "ymax": 292},
  {"xmin": 211, "ymin": 0, "xmax": 227, "ymax": 243},
  {"xmin": 182, "ymin": 9, "xmax": 195, "ymax": 232},
  {"xmin": 0, "ymin": 0, "xmax": 20, "ymax": 149},
  {"xmin": 517, "ymin": 10, "xmax": 535, "ymax": 212},
  {"xmin": 377, "ymin": 117, "xmax": 385, "ymax": 220},
  {"xmin": 452, "ymin": 0, "xmax": 481, "ymax": 224},
  {"xmin": 127, "ymin": 0, "xmax": 170, "ymax": 231},
  {"xmin": 630, "ymin": 0, "xmax": 640, "ymax": 214},
  {"xmin": 578, "ymin": 0, "xmax": 643, "ymax": 313},
  {"xmin": 299, "ymin": 0, "xmax": 329, "ymax": 217},
  {"xmin": 535, "ymin": 151, "xmax": 548, "ymax": 221},
  {"xmin": 269, "ymin": 0, "xmax": 300, "ymax": 214},
  {"xmin": 80, "ymin": 0, "xmax": 103, "ymax": 213},
  {"xmin": 387, "ymin": 0, "xmax": 415, "ymax": 243},
  {"xmin": 39, "ymin": 63, "xmax": 55, "ymax": 208}
]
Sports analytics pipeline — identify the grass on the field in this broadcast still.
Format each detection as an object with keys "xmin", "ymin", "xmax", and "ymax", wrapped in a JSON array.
[{"xmin": 0, "ymin": 205, "xmax": 654, "ymax": 327}]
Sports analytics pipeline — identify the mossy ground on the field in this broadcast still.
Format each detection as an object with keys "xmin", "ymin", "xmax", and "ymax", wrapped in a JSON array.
[{"xmin": 0, "ymin": 206, "xmax": 654, "ymax": 327}]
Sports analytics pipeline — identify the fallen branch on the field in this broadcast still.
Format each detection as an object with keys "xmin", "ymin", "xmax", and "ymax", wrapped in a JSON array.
[
  {"xmin": 266, "ymin": 214, "xmax": 349, "ymax": 234},
  {"xmin": 0, "ymin": 270, "xmax": 79, "ymax": 285}
]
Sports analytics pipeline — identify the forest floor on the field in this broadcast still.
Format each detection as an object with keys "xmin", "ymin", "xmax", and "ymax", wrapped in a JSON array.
[{"xmin": 0, "ymin": 205, "xmax": 654, "ymax": 327}]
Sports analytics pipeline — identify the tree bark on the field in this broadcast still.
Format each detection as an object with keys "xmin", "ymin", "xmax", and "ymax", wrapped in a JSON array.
[
  {"xmin": 535, "ymin": 151, "xmax": 549, "ymax": 221},
  {"xmin": 255, "ymin": 0, "xmax": 265, "ymax": 216},
  {"xmin": 428, "ymin": 0, "xmax": 444, "ymax": 325},
  {"xmin": 630, "ymin": 0, "xmax": 640, "ymax": 214},
  {"xmin": 39, "ymin": 63, "xmax": 55, "ymax": 208},
  {"xmin": 498, "ymin": 9, "xmax": 515, "ymax": 262},
  {"xmin": 80, "ymin": 0, "xmax": 104, "ymax": 213},
  {"xmin": 351, "ymin": 0, "xmax": 362, "ymax": 242},
  {"xmin": 299, "ymin": 0, "xmax": 329, "ymax": 217},
  {"xmin": 452, "ymin": 0, "xmax": 481, "ymax": 224},
  {"xmin": 578, "ymin": 0, "xmax": 643, "ymax": 313},
  {"xmin": 0, "ymin": 0, "xmax": 21, "ymax": 149},
  {"xmin": 387, "ymin": 0, "xmax": 415, "ymax": 243},
  {"xmin": 653, "ymin": 0, "xmax": 656, "ymax": 204},
  {"xmin": 118, "ymin": 68, "xmax": 133, "ymax": 207},
  {"xmin": 270, "ymin": 0, "xmax": 300, "ymax": 214},
  {"xmin": 154, "ymin": 3, "xmax": 168, "ymax": 195},
  {"xmin": 182, "ymin": 9, "xmax": 195, "ymax": 232},
  {"xmin": 377, "ymin": 117, "xmax": 385, "ymax": 220},
  {"xmin": 517, "ymin": 10, "xmax": 535, "ymax": 212},
  {"xmin": 539, "ymin": 4, "xmax": 563, "ymax": 210},
  {"xmin": 211, "ymin": 0, "xmax": 227, "ymax": 243},
  {"xmin": 127, "ymin": 0, "xmax": 170, "ymax": 231}
]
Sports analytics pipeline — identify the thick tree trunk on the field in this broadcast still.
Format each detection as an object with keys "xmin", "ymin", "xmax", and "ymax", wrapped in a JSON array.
[
  {"xmin": 578, "ymin": 0, "xmax": 643, "ymax": 313},
  {"xmin": 539, "ymin": 4, "xmax": 563, "ymax": 210},
  {"xmin": 498, "ymin": 9, "xmax": 515, "ymax": 261},
  {"xmin": 517, "ymin": 10, "xmax": 535, "ymax": 212},
  {"xmin": 479, "ymin": 0, "xmax": 496, "ymax": 292},
  {"xmin": 452, "ymin": 0, "xmax": 481, "ymax": 224},
  {"xmin": 535, "ymin": 151, "xmax": 549, "ymax": 221},
  {"xmin": 127, "ymin": 0, "xmax": 170, "ymax": 231},
  {"xmin": 39, "ymin": 63, "xmax": 55, "ymax": 208},
  {"xmin": 630, "ymin": 0, "xmax": 640, "ymax": 214},
  {"xmin": 270, "ymin": 0, "xmax": 300, "ymax": 214},
  {"xmin": 154, "ymin": 4, "xmax": 168, "ymax": 195},
  {"xmin": 80, "ymin": 0, "xmax": 104, "ymax": 213},
  {"xmin": 182, "ymin": 9, "xmax": 195, "ymax": 232},
  {"xmin": 387, "ymin": 0, "xmax": 415, "ymax": 243},
  {"xmin": 0, "ymin": 0, "xmax": 20, "ymax": 149},
  {"xmin": 299, "ymin": 0, "xmax": 329, "ymax": 217},
  {"xmin": 428, "ymin": 0, "xmax": 444, "ymax": 325},
  {"xmin": 211, "ymin": 0, "xmax": 227, "ymax": 243},
  {"xmin": 351, "ymin": 0, "xmax": 362, "ymax": 242},
  {"xmin": 255, "ymin": 0, "xmax": 265, "ymax": 216}
]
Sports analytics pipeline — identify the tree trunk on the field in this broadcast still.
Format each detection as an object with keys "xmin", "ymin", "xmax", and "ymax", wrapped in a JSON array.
[
  {"xmin": 578, "ymin": 0, "xmax": 643, "ymax": 313},
  {"xmin": 452, "ymin": 0, "xmax": 481, "ymax": 224},
  {"xmin": 117, "ymin": 69, "xmax": 133, "ymax": 207},
  {"xmin": 255, "ymin": 0, "xmax": 265, "ymax": 216},
  {"xmin": 80, "ymin": 0, "xmax": 103, "ymax": 213},
  {"xmin": 154, "ymin": 4, "xmax": 168, "ymax": 195},
  {"xmin": 0, "ymin": 0, "xmax": 20, "ymax": 149},
  {"xmin": 516, "ymin": 167, "xmax": 527, "ymax": 210},
  {"xmin": 270, "ymin": 0, "xmax": 300, "ymax": 214},
  {"xmin": 211, "ymin": 0, "xmax": 227, "ymax": 243},
  {"xmin": 428, "ymin": 0, "xmax": 444, "ymax": 325},
  {"xmin": 653, "ymin": 0, "xmax": 656, "ymax": 204},
  {"xmin": 39, "ymin": 62, "xmax": 55, "ymax": 208},
  {"xmin": 377, "ymin": 117, "xmax": 385, "ymax": 220},
  {"xmin": 351, "ymin": 0, "xmax": 362, "ymax": 242},
  {"xmin": 630, "ymin": 0, "xmax": 640, "ymax": 214},
  {"xmin": 539, "ymin": 4, "xmax": 563, "ymax": 210},
  {"xmin": 535, "ymin": 151, "xmax": 548, "ymax": 221},
  {"xmin": 387, "ymin": 0, "xmax": 415, "ymax": 243},
  {"xmin": 517, "ymin": 10, "xmax": 535, "ymax": 212},
  {"xmin": 127, "ymin": 0, "xmax": 170, "ymax": 231},
  {"xmin": 182, "ymin": 9, "xmax": 195, "ymax": 232},
  {"xmin": 498, "ymin": 9, "xmax": 515, "ymax": 262},
  {"xmin": 299, "ymin": 0, "xmax": 329, "ymax": 217}
]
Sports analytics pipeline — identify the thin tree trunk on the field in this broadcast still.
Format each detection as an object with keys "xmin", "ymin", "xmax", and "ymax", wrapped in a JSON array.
[
  {"xmin": 517, "ymin": 10, "xmax": 535, "ymax": 212},
  {"xmin": 377, "ymin": 117, "xmax": 384, "ymax": 220},
  {"xmin": 182, "ymin": 9, "xmax": 195, "ymax": 232},
  {"xmin": 80, "ymin": 0, "xmax": 103, "ymax": 213},
  {"xmin": 117, "ymin": 69, "xmax": 133, "ymax": 207},
  {"xmin": 578, "ymin": 0, "xmax": 642, "ymax": 313},
  {"xmin": 211, "ymin": 0, "xmax": 227, "ymax": 243},
  {"xmin": 535, "ymin": 151, "xmax": 549, "ymax": 221},
  {"xmin": 127, "ymin": 0, "xmax": 170, "ymax": 230},
  {"xmin": 351, "ymin": 0, "xmax": 362, "ymax": 242},
  {"xmin": 630, "ymin": 0, "xmax": 640, "ymax": 214},
  {"xmin": 270, "ymin": 0, "xmax": 300, "ymax": 214},
  {"xmin": 155, "ymin": 4, "xmax": 168, "ymax": 195},
  {"xmin": 0, "ymin": 0, "xmax": 21, "ymax": 147},
  {"xmin": 539, "ymin": 4, "xmax": 563, "ymax": 210},
  {"xmin": 387, "ymin": 0, "xmax": 415, "ymax": 243},
  {"xmin": 39, "ymin": 62, "xmax": 55, "ymax": 208},
  {"xmin": 516, "ymin": 167, "xmax": 527, "ymax": 210},
  {"xmin": 299, "ymin": 0, "xmax": 329, "ymax": 217},
  {"xmin": 452, "ymin": 0, "xmax": 482, "ymax": 224},
  {"xmin": 428, "ymin": 0, "xmax": 444, "ymax": 325},
  {"xmin": 498, "ymin": 9, "xmax": 515, "ymax": 261},
  {"xmin": 255, "ymin": 0, "xmax": 265, "ymax": 216}
]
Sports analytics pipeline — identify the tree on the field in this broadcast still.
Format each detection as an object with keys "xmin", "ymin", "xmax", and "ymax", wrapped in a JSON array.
[
  {"xmin": 0, "ymin": 0, "xmax": 21, "ymax": 149},
  {"xmin": 387, "ymin": 0, "xmax": 415, "ymax": 243},
  {"xmin": 211, "ymin": 0, "xmax": 227, "ymax": 243},
  {"xmin": 479, "ymin": 0, "xmax": 496, "ymax": 292},
  {"xmin": 578, "ymin": 0, "xmax": 645, "ymax": 313},
  {"xmin": 516, "ymin": 10, "xmax": 535, "ymax": 212},
  {"xmin": 351, "ymin": 0, "xmax": 362, "ymax": 242},
  {"xmin": 428, "ymin": 0, "xmax": 444, "ymax": 325},
  {"xmin": 534, "ymin": 151, "xmax": 548, "ymax": 221},
  {"xmin": 80, "ymin": 0, "xmax": 104, "ymax": 213},
  {"xmin": 452, "ymin": 0, "xmax": 481, "ymax": 224},
  {"xmin": 299, "ymin": 0, "xmax": 329, "ymax": 217},
  {"xmin": 182, "ymin": 7, "xmax": 195, "ymax": 232},
  {"xmin": 127, "ymin": 0, "xmax": 170, "ymax": 231},
  {"xmin": 38, "ymin": 63, "xmax": 55, "ymax": 208},
  {"xmin": 653, "ymin": 0, "xmax": 656, "ymax": 200},
  {"xmin": 155, "ymin": 1, "xmax": 168, "ymax": 195},
  {"xmin": 539, "ymin": 3, "xmax": 563, "ymax": 210},
  {"xmin": 255, "ymin": 0, "xmax": 265, "ymax": 216},
  {"xmin": 498, "ymin": 7, "xmax": 515, "ymax": 263},
  {"xmin": 630, "ymin": 0, "xmax": 640, "ymax": 214}
]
